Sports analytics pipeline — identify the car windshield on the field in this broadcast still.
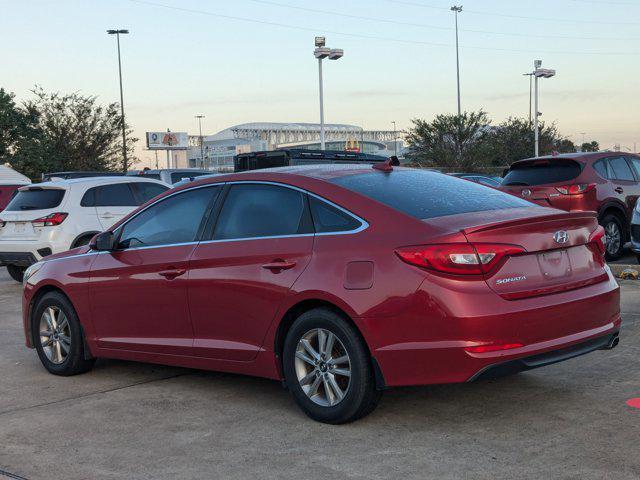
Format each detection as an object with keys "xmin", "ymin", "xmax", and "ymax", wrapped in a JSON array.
[
  {"xmin": 4, "ymin": 188, "xmax": 65, "ymax": 211},
  {"xmin": 502, "ymin": 159, "xmax": 581, "ymax": 186},
  {"xmin": 330, "ymin": 169, "xmax": 532, "ymax": 220}
]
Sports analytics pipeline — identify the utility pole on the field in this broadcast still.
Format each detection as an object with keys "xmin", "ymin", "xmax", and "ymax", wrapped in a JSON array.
[
  {"xmin": 196, "ymin": 115, "xmax": 205, "ymax": 168},
  {"xmin": 107, "ymin": 29, "xmax": 130, "ymax": 172},
  {"xmin": 392, "ymin": 121, "xmax": 398, "ymax": 156},
  {"xmin": 314, "ymin": 37, "xmax": 344, "ymax": 150},
  {"xmin": 451, "ymin": 6, "xmax": 463, "ymax": 117}
]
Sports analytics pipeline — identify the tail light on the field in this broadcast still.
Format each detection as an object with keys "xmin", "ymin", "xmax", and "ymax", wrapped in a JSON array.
[
  {"xmin": 31, "ymin": 212, "xmax": 68, "ymax": 227},
  {"xmin": 588, "ymin": 226, "xmax": 606, "ymax": 257},
  {"xmin": 395, "ymin": 243, "xmax": 526, "ymax": 276},
  {"xmin": 555, "ymin": 183, "xmax": 596, "ymax": 195}
]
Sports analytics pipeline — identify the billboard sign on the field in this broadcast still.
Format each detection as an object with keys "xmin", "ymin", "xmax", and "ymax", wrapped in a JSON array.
[{"xmin": 146, "ymin": 131, "xmax": 189, "ymax": 150}]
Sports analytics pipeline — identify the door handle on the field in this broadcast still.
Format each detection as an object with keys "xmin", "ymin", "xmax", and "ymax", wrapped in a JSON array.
[
  {"xmin": 159, "ymin": 268, "xmax": 187, "ymax": 280},
  {"xmin": 615, "ymin": 187, "xmax": 624, "ymax": 194},
  {"xmin": 262, "ymin": 260, "xmax": 297, "ymax": 271},
  {"xmin": 100, "ymin": 212, "xmax": 115, "ymax": 219}
]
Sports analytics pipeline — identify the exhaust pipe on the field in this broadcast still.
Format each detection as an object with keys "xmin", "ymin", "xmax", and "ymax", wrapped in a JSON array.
[{"xmin": 600, "ymin": 334, "xmax": 619, "ymax": 350}]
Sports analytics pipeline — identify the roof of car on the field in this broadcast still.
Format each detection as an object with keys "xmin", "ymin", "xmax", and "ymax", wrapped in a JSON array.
[
  {"xmin": 514, "ymin": 151, "xmax": 639, "ymax": 165},
  {"xmin": 20, "ymin": 175, "xmax": 168, "ymax": 190}
]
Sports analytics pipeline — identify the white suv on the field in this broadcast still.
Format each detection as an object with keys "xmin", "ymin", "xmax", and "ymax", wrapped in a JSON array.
[{"xmin": 0, "ymin": 176, "xmax": 170, "ymax": 281}]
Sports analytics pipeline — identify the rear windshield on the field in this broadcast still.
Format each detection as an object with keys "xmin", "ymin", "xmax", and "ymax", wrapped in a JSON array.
[
  {"xmin": 5, "ymin": 189, "xmax": 65, "ymax": 211},
  {"xmin": 330, "ymin": 170, "xmax": 532, "ymax": 220},
  {"xmin": 502, "ymin": 159, "xmax": 581, "ymax": 186}
]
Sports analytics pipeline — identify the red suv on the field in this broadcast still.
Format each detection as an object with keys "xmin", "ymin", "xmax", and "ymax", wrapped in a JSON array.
[
  {"xmin": 500, "ymin": 152, "xmax": 640, "ymax": 260},
  {"xmin": 22, "ymin": 165, "xmax": 620, "ymax": 423}
]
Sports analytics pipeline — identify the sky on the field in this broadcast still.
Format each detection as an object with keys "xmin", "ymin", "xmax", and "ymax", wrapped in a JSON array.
[{"xmin": 2, "ymin": 0, "xmax": 640, "ymax": 166}]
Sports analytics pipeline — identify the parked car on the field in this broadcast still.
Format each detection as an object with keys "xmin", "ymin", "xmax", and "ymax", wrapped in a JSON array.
[
  {"xmin": 0, "ymin": 164, "xmax": 31, "ymax": 211},
  {"xmin": 234, "ymin": 149, "xmax": 388, "ymax": 172},
  {"xmin": 133, "ymin": 169, "xmax": 211, "ymax": 184},
  {"xmin": 172, "ymin": 173, "xmax": 223, "ymax": 188},
  {"xmin": 22, "ymin": 165, "xmax": 619, "ymax": 424},
  {"xmin": 500, "ymin": 152, "xmax": 640, "ymax": 260},
  {"xmin": 449, "ymin": 173, "xmax": 502, "ymax": 187},
  {"xmin": 0, "ymin": 176, "xmax": 169, "ymax": 281},
  {"xmin": 42, "ymin": 171, "xmax": 126, "ymax": 181}
]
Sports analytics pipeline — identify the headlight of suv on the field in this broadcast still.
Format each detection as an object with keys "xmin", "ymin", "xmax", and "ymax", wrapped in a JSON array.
[{"xmin": 23, "ymin": 262, "xmax": 44, "ymax": 286}]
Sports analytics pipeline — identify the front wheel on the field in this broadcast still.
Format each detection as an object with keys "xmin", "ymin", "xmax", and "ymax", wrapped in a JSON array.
[
  {"xmin": 31, "ymin": 291, "xmax": 95, "ymax": 376},
  {"xmin": 283, "ymin": 308, "xmax": 381, "ymax": 424},
  {"xmin": 6, "ymin": 265, "xmax": 25, "ymax": 282},
  {"xmin": 602, "ymin": 214, "xmax": 625, "ymax": 261}
]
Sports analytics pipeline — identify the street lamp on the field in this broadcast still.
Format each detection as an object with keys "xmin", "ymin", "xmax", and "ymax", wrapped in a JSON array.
[
  {"xmin": 531, "ymin": 60, "xmax": 556, "ymax": 157},
  {"xmin": 451, "ymin": 6, "xmax": 462, "ymax": 116},
  {"xmin": 195, "ymin": 115, "xmax": 205, "ymax": 168},
  {"xmin": 107, "ymin": 29, "xmax": 129, "ymax": 172},
  {"xmin": 314, "ymin": 36, "xmax": 343, "ymax": 150}
]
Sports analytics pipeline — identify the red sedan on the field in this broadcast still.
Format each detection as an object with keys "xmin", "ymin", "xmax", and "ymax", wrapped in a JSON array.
[{"xmin": 21, "ymin": 164, "xmax": 621, "ymax": 424}]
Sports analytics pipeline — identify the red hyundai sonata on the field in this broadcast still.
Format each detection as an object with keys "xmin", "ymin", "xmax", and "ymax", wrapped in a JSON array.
[{"xmin": 21, "ymin": 164, "xmax": 621, "ymax": 423}]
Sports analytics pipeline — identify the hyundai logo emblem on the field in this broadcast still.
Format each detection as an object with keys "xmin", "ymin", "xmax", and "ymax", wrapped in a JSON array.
[
  {"xmin": 553, "ymin": 230, "xmax": 569, "ymax": 244},
  {"xmin": 521, "ymin": 189, "xmax": 532, "ymax": 197}
]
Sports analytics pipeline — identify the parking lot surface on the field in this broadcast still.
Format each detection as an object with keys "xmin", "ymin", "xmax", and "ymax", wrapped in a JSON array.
[{"xmin": 0, "ymin": 268, "xmax": 639, "ymax": 480}]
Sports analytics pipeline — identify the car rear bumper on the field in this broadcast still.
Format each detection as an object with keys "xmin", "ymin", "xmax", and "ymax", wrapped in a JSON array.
[
  {"xmin": 362, "ymin": 268, "xmax": 621, "ymax": 387},
  {"xmin": 0, "ymin": 251, "xmax": 39, "ymax": 267},
  {"xmin": 0, "ymin": 239, "xmax": 64, "ymax": 265}
]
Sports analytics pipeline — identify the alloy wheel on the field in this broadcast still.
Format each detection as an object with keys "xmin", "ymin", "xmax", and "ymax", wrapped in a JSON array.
[
  {"xmin": 605, "ymin": 221, "xmax": 621, "ymax": 256},
  {"xmin": 294, "ymin": 328, "xmax": 351, "ymax": 407},
  {"xmin": 39, "ymin": 306, "xmax": 71, "ymax": 365}
]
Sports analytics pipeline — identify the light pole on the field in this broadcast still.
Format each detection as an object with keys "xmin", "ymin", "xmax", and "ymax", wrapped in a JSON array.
[
  {"xmin": 522, "ymin": 72, "xmax": 533, "ymax": 123},
  {"xmin": 195, "ymin": 115, "xmax": 205, "ymax": 168},
  {"xmin": 392, "ymin": 121, "xmax": 398, "ymax": 156},
  {"xmin": 532, "ymin": 60, "xmax": 556, "ymax": 157},
  {"xmin": 314, "ymin": 37, "xmax": 343, "ymax": 150},
  {"xmin": 107, "ymin": 29, "xmax": 129, "ymax": 172},
  {"xmin": 451, "ymin": 6, "xmax": 462, "ymax": 117}
]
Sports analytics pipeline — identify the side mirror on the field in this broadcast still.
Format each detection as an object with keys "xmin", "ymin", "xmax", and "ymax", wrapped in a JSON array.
[{"xmin": 90, "ymin": 231, "xmax": 115, "ymax": 251}]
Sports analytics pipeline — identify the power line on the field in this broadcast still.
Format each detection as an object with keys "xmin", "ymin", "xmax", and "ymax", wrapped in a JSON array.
[
  {"xmin": 128, "ymin": 0, "xmax": 640, "ymax": 55},
  {"xmin": 246, "ymin": 0, "xmax": 640, "ymax": 41},
  {"xmin": 383, "ymin": 0, "xmax": 640, "ymax": 26}
]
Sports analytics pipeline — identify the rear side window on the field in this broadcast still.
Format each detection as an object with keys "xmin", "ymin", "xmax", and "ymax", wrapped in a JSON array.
[
  {"xmin": 608, "ymin": 157, "xmax": 635, "ymax": 181},
  {"xmin": 131, "ymin": 182, "xmax": 169, "ymax": 204},
  {"xmin": 309, "ymin": 196, "xmax": 362, "ymax": 233},
  {"xmin": 502, "ymin": 159, "xmax": 581, "ymax": 186},
  {"xmin": 593, "ymin": 159, "xmax": 610, "ymax": 179},
  {"xmin": 118, "ymin": 186, "xmax": 218, "ymax": 249},
  {"xmin": 330, "ymin": 170, "xmax": 532, "ymax": 220},
  {"xmin": 94, "ymin": 183, "xmax": 137, "ymax": 207},
  {"xmin": 5, "ymin": 189, "xmax": 65, "ymax": 211},
  {"xmin": 628, "ymin": 157, "xmax": 640, "ymax": 178},
  {"xmin": 214, "ymin": 184, "xmax": 310, "ymax": 240}
]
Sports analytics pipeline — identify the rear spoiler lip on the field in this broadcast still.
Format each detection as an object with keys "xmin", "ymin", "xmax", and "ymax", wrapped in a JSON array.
[{"xmin": 461, "ymin": 210, "xmax": 598, "ymax": 236}]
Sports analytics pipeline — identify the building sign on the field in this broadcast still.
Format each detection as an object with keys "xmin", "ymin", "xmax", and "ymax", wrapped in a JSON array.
[
  {"xmin": 345, "ymin": 138, "xmax": 360, "ymax": 152},
  {"xmin": 146, "ymin": 131, "xmax": 189, "ymax": 150}
]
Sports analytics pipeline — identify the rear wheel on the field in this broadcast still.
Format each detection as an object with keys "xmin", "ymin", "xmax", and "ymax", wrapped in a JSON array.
[
  {"xmin": 6, "ymin": 265, "xmax": 25, "ymax": 283},
  {"xmin": 602, "ymin": 213, "xmax": 624, "ymax": 261},
  {"xmin": 31, "ymin": 291, "xmax": 95, "ymax": 376},
  {"xmin": 283, "ymin": 308, "xmax": 381, "ymax": 424}
]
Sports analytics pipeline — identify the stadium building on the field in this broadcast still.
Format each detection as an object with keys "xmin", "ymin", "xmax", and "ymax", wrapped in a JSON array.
[{"xmin": 185, "ymin": 122, "xmax": 402, "ymax": 171}]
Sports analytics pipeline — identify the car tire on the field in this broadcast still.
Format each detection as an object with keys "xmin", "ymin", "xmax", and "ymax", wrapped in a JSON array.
[
  {"xmin": 601, "ymin": 213, "xmax": 625, "ymax": 261},
  {"xmin": 6, "ymin": 265, "xmax": 25, "ymax": 283},
  {"xmin": 31, "ymin": 291, "xmax": 95, "ymax": 376},
  {"xmin": 282, "ymin": 307, "xmax": 381, "ymax": 424}
]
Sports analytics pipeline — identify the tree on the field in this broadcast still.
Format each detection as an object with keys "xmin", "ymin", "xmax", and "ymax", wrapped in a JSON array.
[
  {"xmin": 581, "ymin": 141, "xmax": 599, "ymax": 152},
  {"xmin": 0, "ymin": 88, "xmax": 30, "ymax": 158},
  {"xmin": 486, "ymin": 117, "xmax": 575, "ymax": 166},
  {"xmin": 405, "ymin": 111, "xmax": 493, "ymax": 171},
  {"xmin": 0, "ymin": 86, "xmax": 137, "ymax": 179}
]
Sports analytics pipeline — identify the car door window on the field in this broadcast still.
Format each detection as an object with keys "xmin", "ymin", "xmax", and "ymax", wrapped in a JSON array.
[
  {"xmin": 608, "ymin": 157, "xmax": 635, "ymax": 181},
  {"xmin": 131, "ymin": 182, "xmax": 169, "ymax": 204},
  {"xmin": 94, "ymin": 183, "xmax": 137, "ymax": 206},
  {"xmin": 118, "ymin": 186, "xmax": 219, "ymax": 249},
  {"xmin": 213, "ymin": 184, "xmax": 311, "ymax": 240},
  {"xmin": 309, "ymin": 196, "xmax": 362, "ymax": 233},
  {"xmin": 627, "ymin": 157, "xmax": 640, "ymax": 181}
]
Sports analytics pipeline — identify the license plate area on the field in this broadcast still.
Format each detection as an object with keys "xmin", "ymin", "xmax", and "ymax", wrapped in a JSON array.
[{"xmin": 537, "ymin": 250, "xmax": 571, "ymax": 280}]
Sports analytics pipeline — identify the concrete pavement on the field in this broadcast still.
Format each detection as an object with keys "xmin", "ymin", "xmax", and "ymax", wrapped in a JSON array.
[{"xmin": 0, "ymin": 268, "xmax": 639, "ymax": 480}]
